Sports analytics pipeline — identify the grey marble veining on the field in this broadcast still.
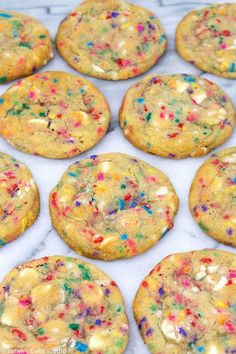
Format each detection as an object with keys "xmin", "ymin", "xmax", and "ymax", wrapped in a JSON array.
[{"xmin": 0, "ymin": 1, "xmax": 236, "ymax": 353}]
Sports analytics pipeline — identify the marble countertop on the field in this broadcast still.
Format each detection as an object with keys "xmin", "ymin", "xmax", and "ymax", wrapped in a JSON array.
[{"xmin": 0, "ymin": 1, "xmax": 236, "ymax": 353}]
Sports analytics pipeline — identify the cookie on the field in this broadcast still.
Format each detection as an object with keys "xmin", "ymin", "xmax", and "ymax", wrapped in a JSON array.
[
  {"xmin": 0, "ymin": 11, "xmax": 53, "ymax": 83},
  {"xmin": 0, "ymin": 71, "xmax": 110, "ymax": 159},
  {"xmin": 119, "ymin": 74, "xmax": 235, "ymax": 159},
  {"xmin": 133, "ymin": 249, "xmax": 236, "ymax": 354},
  {"xmin": 0, "ymin": 151, "xmax": 39, "ymax": 246},
  {"xmin": 56, "ymin": 0, "xmax": 167, "ymax": 80},
  {"xmin": 190, "ymin": 147, "xmax": 236, "ymax": 247},
  {"xmin": 176, "ymin": 3, "xmax": 236, "ymax": 78},
  {"xmin": 49, "ymin": 153, "xmax": 179, "ymax": 260},
  {"xmin": 0, "ymin": 255, "xmax": 129, "ymax": 352}
]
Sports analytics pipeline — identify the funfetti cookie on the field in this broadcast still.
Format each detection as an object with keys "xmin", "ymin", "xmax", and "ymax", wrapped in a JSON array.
[
  {"xmin": 176, "ymin": 3, "xmax": 236, "ymax": 78},
  {"xmin": 190, "ymin": 147, "xmax": 236, "ymax": 247},
  {"xmin": 56, "ymin": 0, "xmax": 167, "ymax": 80},
  {"xmin": 0, "ymin": 11, "xmax": 53, "ymax": 83},
  {"xmin": 0, "ymin": 255, "xmax": 129, "ymax": 352},
  {"xmin": 49, "ymin": 153, "xmax": 179, "ymax": 261},
  {"xmin": 133, "ymin": 249, "xmax": 236, "ymax": 354},
  {"xmin": 0, "ymin": 152, "xmax": 39, "ymax": 246},
  {"xmin": 0, "ymin": 71, "xmax": 110, "ymax": 159},
  {"xmin": 119, "ymin": 74, "xmax": 235, "ymax": 159}
]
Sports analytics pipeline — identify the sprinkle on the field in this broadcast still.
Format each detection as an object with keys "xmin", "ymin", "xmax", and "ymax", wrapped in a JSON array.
[
  {"xmin": 86, "ymin": 41, "xmax": 94, "ymax": 47},
  {"xmin": 19, "ymin": 42, "xmax": 32, "ymax": 49},
  {"xmin": 227, "ymin": 228, "xmax": 233, "ymax": 236},
  {"xmin": 12, "ymin": 328, "xmax": 27, "ymax": 341},
  {"xmin": 0, "ymin": 76, "xmax": 7, "ymax": 83},
  {"xmin": 39, "ymin": 34, "xmax": 47, "ymax": 39},
  {"xmin": 141, "ymin": 205, "xmax": 153, "ymax": 214},
  {"xmin": 120, "ymin": 184, "xmax": 126, "ymax": 189},
  {"xmin": 69, "ymin": 323, "xmax": 80, "ymax": 330},
  {"xmin": 119, "ymin": 199, "xmax": 125, "ymax": 210},
  {"xmin": 198, "ymin": 222, "xmax": 209, "ymax": 232},
  {"xmin": 146, "ymin": 112, "xmax": 152, "ymax": 122},
  {"xmin": 117, "ymin": 59, "xmax": 131, "ymax": 68},
  {"xmin": 183, "ymin": 76, "xmax": 196, "ymax": 83},
  {"xmin": 200, "ymin": 257, "xmax": 212, "ymax": 264},
  {"xmin": 137, "ymin": 23, "xmax": 144, "ymax": 33},
  {"xmin": 158, "ymin": 287, "xmax": 165, "ymax": 296},
  {"xmin": 147, "ymin": 21, "xmax": 155, "ymax": 30},
  {"xmin": 75, "ymin": 342, "xmax": 88, "ymax": 352},
  {"xmin": 0, "ymin": 98, "xmax": 4, "ymax": 104},
  {"xmin": 97, "ymin": 172, "xmax": 104, "ymax": 181},
  {"xmin": 222, "ymin": 30, "xmax": 231, "ymax": 36},
  {"xmin": 111, "ymin": 11, "xmax": 119, "ymax": 18},
  {"xmin": 138, "ymin": 316, "xmax": 147, "ymax": 329},
  {"xmin": 137, "ymin": 97, "xmax": 144, "ymax": 104},
  {"xmin": 75, "ymin": 201, "xmax": 81, "ymax": 206},
  {"xmin": 121, "ymin": 234, "xmax": 128, "ymax": 240},
  {"xmin": 197, "ymin": 346, "xmax": 205, "ymax": 353},
  {"xmin": 0, "ymin": 13, "xmax": 12, "ymax": 18},
  {"xmin": 37, "ymin": 328, "xmax": 45, "ymax": 335},
  {"xmin": 78, "ymin": 264, "xmax": 91, "ymax": 281},
  {"xmin": 90, "ymin": 155, "xmax": 97, "ymax": 160},
  {"xmin": 105, "ymin": 288, "xmax": 110, "ymax": 296},
  {"xmin": 0, "ymin": 239, "xmax": 6, "ymax": 246},
  {"xmin": 221, "ymin": 95, "xmax": 227, "ymax": 102},
  {"xmin": 201, "ymin": 204, "xmax": 207, "ymax": 212},
  {"xmin": 95, "ymin": 319, "xmax": 102, "ymax": 326},
  {"xmin": 229, "ymin": 63, "xmax": 236, "ymax": 72},
  {"xmin": 233, "ymin": 177, "xmax": 236, "ymax": 184},
  {"xmin": 158, "ymin": 34, "xmax": 166, "ymax": 44},
  {"xmin": 68, "ymin": 172, "xmax": 77, "ymax": 177},
  {"xmin": 146, "ymin": 328, "xmax": 153, "ymax": 336},
  {"xmin": 178, "ymin": 327, "xmax": 187, "ymax": 337},
  {"xmin": 130, "ymin": 201, "xmax": 137, "ymax": 208}
]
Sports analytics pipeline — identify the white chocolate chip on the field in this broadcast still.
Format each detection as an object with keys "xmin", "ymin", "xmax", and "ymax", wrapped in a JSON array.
[
  {"xmin": 191, "ymin": 91, "xmax": 207, "ymax": 104},
  {"xmin": 195, "ymin": 270, "xmax": 206, "ymax": 281},
  {"xmin": 15, "ymin": 268, "xmax": 40, "ymax": 289},
  {"xmin": 89, "ymin": 331, "xmax": 110, "ymax": 350},
  {"xmin": 223, "ymin": 154, "xmax": 236, "ymax": 163},
  {"xmin": 208, "ymin": 265, "xmax": 219, "ymax": 273},
  {"xmin": 161, "ymin": 320, "xmax": 181, "ymax": 342},
  {"xmin": 176, "ymin": 80, "xmax": 189, "ymax": 93},
  {"xmin": 213, "ymin": 276, "xmax": 227, "ymax": 291},
  {"xmin": 28, "ymin": 119, "xmax": 48, "ymax": 125},
  {"xmin": 156, "ymin": 186, "xmax": 168, "ymax": 196},
  {"xmin": 91, "ymin": 64, "xmax": 105, "ymax": 73}
]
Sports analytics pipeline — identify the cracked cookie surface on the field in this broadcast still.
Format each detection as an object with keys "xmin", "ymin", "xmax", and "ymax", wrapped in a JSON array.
[
  {"xmin": 56, "ymin": 0, "xmax": 166, "ymax": 80},
  {"xmin": 0, "ymin": 11, "xmax": 53, "ymax": 83},
  {"xmin": 190, "ymin": 147, "xmax": 236, "ymax": 247},
  {"xmin": 0, "ymin": 151, "xmax": 39, "ymax": 246},
  {"xmin": 49, "ymin": 153, "xmax": 179, "ymax": 260},
  {"xmin": 119, "ymin": 74, "xmax": 235, "ymax": 159},
  {"xmin": 133, "ymin": 249, "xmax": 236, "ymax": 354},
  {"xmin": 0, "ymin": 71, "xmax": 110, "ymax": 159},
  {"xmin": 0, "ymin": 255, "xmax": 129, "ymax": 353},
  {"xmin": 176, "ymin": 3, "xmax": 236, "ymax": 78}
]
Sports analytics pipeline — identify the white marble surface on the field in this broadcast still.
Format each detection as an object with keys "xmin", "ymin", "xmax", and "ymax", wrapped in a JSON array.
[{"xmin": 0, "ymin": 0, "xmax": 236, "ymax": 353}]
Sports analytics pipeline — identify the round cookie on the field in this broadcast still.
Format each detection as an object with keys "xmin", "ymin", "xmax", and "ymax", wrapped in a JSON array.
[
  {"xmin": 0, "ymin": 71, "xmax": 110, "ymax": 159},
  {"xmin": 0, "ymin": 255, "xmax": 129, "ymax": 352},
  {"xmin": 176, "ymin": 3, "xmax": 236, "ymax": 78},
  {"xmin": 56, "ymin": 0, "xmax": 167, "ymax": 80},
  {"xmin": 119, "ymin": 74, "xmax": 235, "ymax": 159},
  {"xmin": 190, "ymin": 147, "xmax": 236, "ymax": 247},
  {"xmin": 0, "ymin": 11, "xmax": 53, "ymax": 83},
  {"xmin": 133, "ymin": 249, "xmax": 236, "ymax": 354},
  {"xmin": 49, "ymin": 153, "xmax": 179, "ymax": 260},
  {"xmin": 0, "ymin": 151, "xmax": 39, "ymax": 246}
]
